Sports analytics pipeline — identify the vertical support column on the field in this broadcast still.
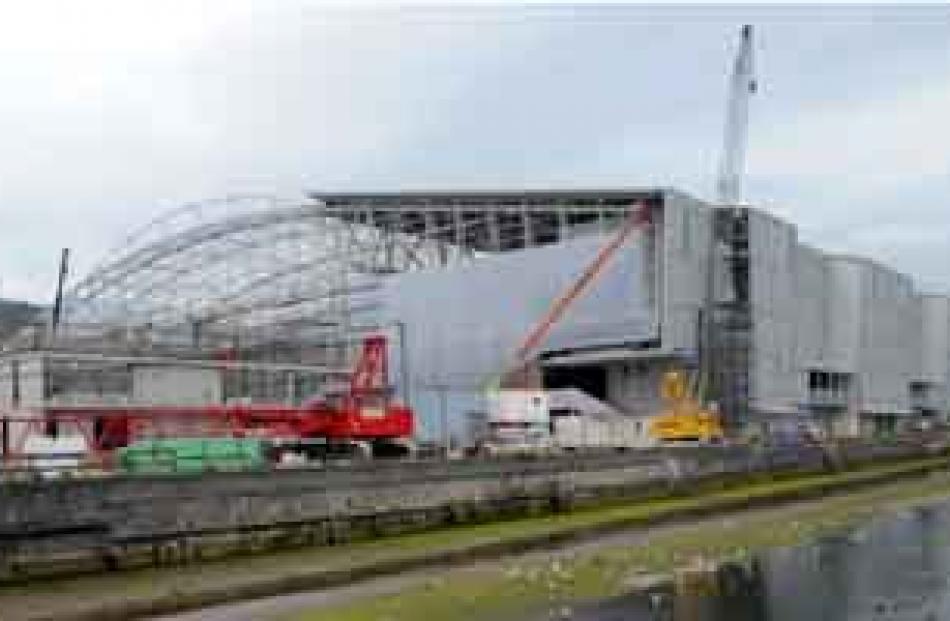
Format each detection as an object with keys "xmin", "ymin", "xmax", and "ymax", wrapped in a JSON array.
[
  {"xmin": 0, "ymin": 358, "xmax": 10, "ymax": 455},
  {"xmin": 439, "ymin": 383, "xmax": 449, "ymax": 459},
  {"xmin": 643, "ymin": 211, "xmax": 658, "ymax": 330},
  {"xmin": 557, "ymin": 208, "xmax": 569, "ymax": 243},
  {"xmin": 422, "ymin": 207, "xmax": 434, "ymax": 240},
  {"xmin": 396, "ymin": 320, "xmax": 411, "ymax": 407},
  {"xmin": 285, "ymin": 371, "xmax": 295, "ymax": 405},
  {"xmin": 358, "ymin": 204, "xmax": 375, "ymax": 271},
  {"xmin": 424, "ymin": 209, "xmax": 447, "ymax": 266},
  {"xmin": 487, "ymin": 210, "xmax": 501, "ymax": 252},
  {"xmin": 335, "ymin": 213, "xmax": 352, "ymax": 369},
  {"xmin": 453, "ymin": 206, "xmax": 467, "ymax": 256},
  {"xmin": 701, "ymin": 202, "xmax": 717, "ymax": 405},
  {"xmin": 12, "ymin": 359, "xmax": 20, "ymax": 409},
  {"xmin": 190, "ymin": 319, "xmax": 201, "ymax": 349},
  {"xmin": 521, "ymin": 204, "xmax": 534, "ymax": 248},
  {"xmin": 384, "ymin": 211, "xmax": 397, "ymax": 272}
]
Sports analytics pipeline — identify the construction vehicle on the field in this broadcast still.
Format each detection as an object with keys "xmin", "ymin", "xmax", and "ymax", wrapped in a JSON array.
[
  {"xmin": 481, "ymin": 201, "xmax": 654, "ymax": 455},
  {"xmin": 482, "ymin": 197, "xmax": 726, "ymax": 453},
  {"xmin": 228, "ymin": 334, "xmax": 415, "ymax": 459},
  {"xmin": 648, "ymin": 370, "xmax": 724, "ymax": 444},
  {"xmin": 483, "ymin": 389, "xmax": 554, "ymax": 455},
  {"xmin": 646, "ymin": 23, "xmax": 755, "ymax": 446},
  {"xmin": 25, "ymin": 335, "xmax": 414, "ymax": 466},
  {"xmin": 547, "ymin": 388, "xmax": 654, "ymax": 451},
  {"xmin": 716, "ymin": 24, "xmax": 756, "ymax": 205},
  {"xmin": 480, "ymin": 28, "xmax": 758, "ymax": 452}
]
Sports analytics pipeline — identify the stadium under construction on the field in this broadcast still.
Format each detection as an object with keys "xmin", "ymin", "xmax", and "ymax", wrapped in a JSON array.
[
  {"xmin": 0, "ymin": 24, "xmax": 946, "ymax": 463},
  {"xmin": 0, "ymin": 188, "xmax": 947, "ymax": 459}
]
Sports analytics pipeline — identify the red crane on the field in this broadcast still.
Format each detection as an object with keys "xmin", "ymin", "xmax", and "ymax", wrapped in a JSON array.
[
  {"xmin": 500, "ymin": 201, "xmax": 654, "ymax": 389},
  {"xmin": 27, "ymin": 334, "xmax": 414, "ymax": 462}
]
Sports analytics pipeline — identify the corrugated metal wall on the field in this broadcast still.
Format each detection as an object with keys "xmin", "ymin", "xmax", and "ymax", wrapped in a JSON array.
[
  {"xmin": 824, "ymin": 258, "xmax": 864, "ymax": 373},
  {"xmin": 824, "ymin": 256, "xmax": 919, "ymax": 415},
  {"xmin": 379, "ymin": 228, "xmax": 656, "ymax": 439},
  {"xmin": 659, "ymin": 193, "xmax": 714, "ymax": 356},
  {"xmin": 747, "ymin": 209, "xmax": 801, "ymax": 413},
  {"xmin": 372, "ymin": 192, "xmax": 948, "ymax": 440},
  {"xmin": 919, "ymin": 295, "xmax": 950, "ymax": 412},
  {"xmin": 794, "ymin": 244, "xmax": 828, "ymax": 373},
  {"xmin": 920, "ymin": 297, "xmax": 950, "ymax": 381}
]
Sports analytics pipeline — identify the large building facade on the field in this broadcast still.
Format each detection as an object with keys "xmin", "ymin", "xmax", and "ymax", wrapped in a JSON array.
[
  {"xmin": 8, "ymin": 190, "xmax": 945, "ymax": 444},
  {"xmin": 317, "ymin": 189, "xmax": 949, "ymax": 440},
  {"xmin": 711, "ymin": 208, "xmax": 946, "ymax": 437},
  {"xmin": 317, "ymin": 189, "xmax": 713, "ymax": 441}
]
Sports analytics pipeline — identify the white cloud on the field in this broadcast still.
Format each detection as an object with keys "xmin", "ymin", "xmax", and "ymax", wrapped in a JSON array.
[
  {"xmin": 0, "ymin": 4, "xmax": 947, "ymax": 301},
  {"xmin": 0, "ymin": 5, "xmax": 563, "ymax": 300}
]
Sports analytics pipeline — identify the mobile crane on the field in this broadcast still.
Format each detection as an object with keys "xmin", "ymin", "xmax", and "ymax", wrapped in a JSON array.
[{"xmin": 31, "ymin": 334, "xmax": 415, "ymax": 465}]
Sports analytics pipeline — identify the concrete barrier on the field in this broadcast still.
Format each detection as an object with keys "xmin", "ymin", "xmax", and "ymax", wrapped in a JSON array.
[{"xmin": 0, "ymin": 441, "xmax": 935, "ymax": 582}]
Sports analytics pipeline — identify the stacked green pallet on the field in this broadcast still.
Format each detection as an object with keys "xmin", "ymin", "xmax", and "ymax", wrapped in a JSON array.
[{"xmin": 117, "ymin": 438, "xmax": 268, "ymax": 474}]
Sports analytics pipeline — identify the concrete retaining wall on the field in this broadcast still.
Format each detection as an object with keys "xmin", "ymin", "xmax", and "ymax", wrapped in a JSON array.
[{"xmin": 0, "ymin": 442, "xmax": 931, "ymax": 582}]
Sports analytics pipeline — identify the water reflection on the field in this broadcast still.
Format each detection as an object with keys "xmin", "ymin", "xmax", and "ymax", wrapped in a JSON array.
[{"xmin": 573, "ymin": 503, "xmax": 950, "ymax": 621}]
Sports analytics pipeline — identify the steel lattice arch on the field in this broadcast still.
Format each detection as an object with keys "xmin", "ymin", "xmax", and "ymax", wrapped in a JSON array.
[
  {"xmin": 51, "ymin": 189, "xmax": 649, "ymax": 358},
  {"xmin": 61, "ymin": 195, "xmax": 476, "ymax": 348}
]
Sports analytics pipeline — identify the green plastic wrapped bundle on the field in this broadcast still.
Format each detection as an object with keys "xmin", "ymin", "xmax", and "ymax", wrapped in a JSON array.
[{"xmin": 117, "ymin": 438, "xmax": 268, "ymax": 474}]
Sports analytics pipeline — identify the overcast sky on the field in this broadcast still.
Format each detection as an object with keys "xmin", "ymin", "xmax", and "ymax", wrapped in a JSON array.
[{"xmin": 0, "ymin": 2, "xmax": 947, "ymax": 302}]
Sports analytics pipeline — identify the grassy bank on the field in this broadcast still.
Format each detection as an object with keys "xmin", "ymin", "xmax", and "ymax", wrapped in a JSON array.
[
  {"xmin": 1, "ymin": 455, "xmax": 948, "ymax": 621},
  {"xmin": 289, "ymin": 465, "xmax": 950, "ymax": 621}
]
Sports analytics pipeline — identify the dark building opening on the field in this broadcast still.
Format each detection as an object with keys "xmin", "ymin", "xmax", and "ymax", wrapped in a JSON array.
[{"xmin": 543, "ymin": 365, "xmax": 608, "ymax": 401}]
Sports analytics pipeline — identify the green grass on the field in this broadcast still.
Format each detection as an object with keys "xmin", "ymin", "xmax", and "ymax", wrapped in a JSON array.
[{"xmin": 2, "ymin": 456, "xmax": 948, "ymax": 621}]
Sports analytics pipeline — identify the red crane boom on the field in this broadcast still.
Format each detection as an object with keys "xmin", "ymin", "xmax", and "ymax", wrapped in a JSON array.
[{"xmin": 501, "ymin": 201, "xmax": 654, "ymax": 388}]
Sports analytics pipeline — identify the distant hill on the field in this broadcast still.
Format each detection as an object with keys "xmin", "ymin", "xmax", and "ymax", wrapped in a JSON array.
[{"xmin": 0, "ymin": 299, "xmax": 44, "ymax": 340}]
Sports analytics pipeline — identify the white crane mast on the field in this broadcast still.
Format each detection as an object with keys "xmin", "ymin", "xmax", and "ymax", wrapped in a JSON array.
[{"xmin": 716, "ymin": 24, "xmax": 757, "ymax": 205}]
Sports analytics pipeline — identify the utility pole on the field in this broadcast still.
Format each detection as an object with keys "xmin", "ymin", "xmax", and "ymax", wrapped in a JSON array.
[{"xmin": 50, "ymin": 248, "xmax": 70, "ymax": 341}]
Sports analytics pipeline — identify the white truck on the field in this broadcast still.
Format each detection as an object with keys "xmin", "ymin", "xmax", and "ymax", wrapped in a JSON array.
[
  {"xmin": 481, "ymin": 388, "xmax": 654, "ymax": 455},
  {"xmin": 547, "ymin": 388, "xmax": 655, "ymax": 451},
  {"xmin": 482, "ymin": 390, "xmax": 554, "ymax": 456}
]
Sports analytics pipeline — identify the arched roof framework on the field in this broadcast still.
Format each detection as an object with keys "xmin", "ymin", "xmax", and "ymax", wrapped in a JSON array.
[{"xmin": 64, "ymin": 196, "xmax": 465, "ymax": 339}]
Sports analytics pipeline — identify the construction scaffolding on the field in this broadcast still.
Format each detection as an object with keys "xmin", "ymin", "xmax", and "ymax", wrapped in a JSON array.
[
  {"xmin": 57, "ymin": 193, "xmax": 642, "ymax": 347},
  {"xmin": 709, "ymin": 207, "xmax": 753, "ymax": 429}
]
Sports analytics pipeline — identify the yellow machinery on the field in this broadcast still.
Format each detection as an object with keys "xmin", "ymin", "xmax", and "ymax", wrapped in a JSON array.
[{"xmin": 648, "ymin": 370, "xmax": 724, "ymax": 443}]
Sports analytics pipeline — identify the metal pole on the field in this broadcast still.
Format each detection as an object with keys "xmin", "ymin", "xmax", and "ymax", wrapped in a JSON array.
[
  {"xmin": 285, "ymin": 371, "xmax": 295, "ymax": 405},
  {"xmin": 439, "ymin": 384, "xmax": 449, "ymax": 460},
  {"xmin": 50, "ymin": 247, "xmax": 70, "ymax": 340},
  {"xmin": 395, "ymin": 321, "xmax": 411, "ymax": 408}
]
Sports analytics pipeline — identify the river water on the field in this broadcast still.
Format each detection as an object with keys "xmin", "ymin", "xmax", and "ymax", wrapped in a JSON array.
[{"xmin": 570, "ymin": 501, "xmax": 950, "ymax": 621}]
